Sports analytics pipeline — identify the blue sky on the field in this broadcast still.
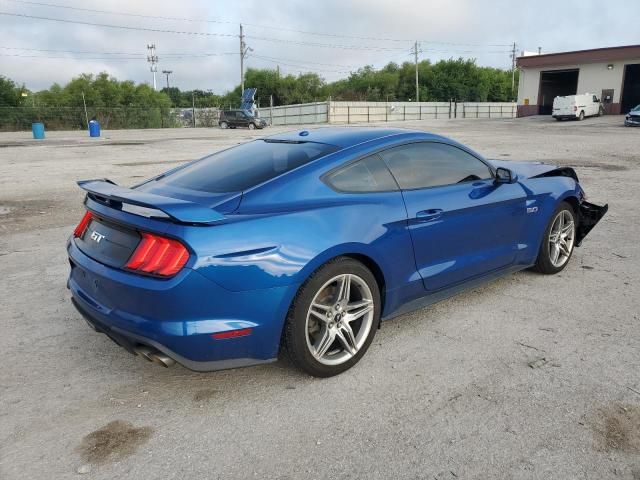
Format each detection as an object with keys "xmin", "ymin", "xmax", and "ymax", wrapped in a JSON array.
[{"xmin": 1, "ymin": 0, "xmax": 638, "ymax": 93}]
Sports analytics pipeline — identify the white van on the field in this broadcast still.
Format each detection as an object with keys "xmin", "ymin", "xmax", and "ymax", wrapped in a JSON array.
[{"xmin": 552, "ymin": 94, "xmax": 603, "ymax": 121}]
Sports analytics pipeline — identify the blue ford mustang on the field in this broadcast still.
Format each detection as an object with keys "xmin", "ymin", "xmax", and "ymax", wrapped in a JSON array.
[{"xmin": 67, "ymin": 127, "xmax": 607, "ymax": 377}]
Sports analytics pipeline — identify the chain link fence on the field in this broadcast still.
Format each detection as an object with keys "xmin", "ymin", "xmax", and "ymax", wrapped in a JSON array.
[
  {"xmin": 0, "ymin": 102, "xmax": 517, "ymax": 131},
  {"xmin": 0, "ymin": 106, "xmax": 181, "ymax": 131}
]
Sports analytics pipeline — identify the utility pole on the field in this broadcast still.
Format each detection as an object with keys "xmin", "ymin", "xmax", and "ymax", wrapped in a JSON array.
[
  {"xmin": 511, "ymin": 42, "xmax": 517, "ymax": 101},
  {"xmin": 413, "ymin": 41, "xmax": 420, "ymax": 102},
  {"xmin": 147, "ymin": 44, "xmax": 158, "ymax": 90},
  {"xmin": 162, "ymin": 70, "xmax": 173, "ymax": 90},
  {"xmin": 239, "ymin": 24, "xmax": 253, "ymax": 97},
  {"xmin": 240, "ymin": 24, "xmax": 244, "ymax": 94}
]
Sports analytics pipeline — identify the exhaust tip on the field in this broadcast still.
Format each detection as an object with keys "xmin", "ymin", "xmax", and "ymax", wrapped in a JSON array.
[
  {"xmin": 134, "ymin": 346, "xmax": 154, "ymax": 362},
  {"xmin": 134, "ymin": 345, "xmax": 175, "ymax": 368},
  {"xmin": 149, "ymin": 353, "xmax": 176, "ymax": 368}
]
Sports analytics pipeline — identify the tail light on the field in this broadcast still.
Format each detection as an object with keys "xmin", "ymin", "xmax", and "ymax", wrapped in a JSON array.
[
  {"xmin": 125, "ymin": 232, "xmax": 189, "ymax": 277},
  {"xmin": 73, "ymin": 211, "xmax": 93, "ymax": 238}
]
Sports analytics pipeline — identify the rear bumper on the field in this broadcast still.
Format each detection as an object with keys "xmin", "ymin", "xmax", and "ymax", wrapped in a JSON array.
[
  {"xmin": 71, "ymin": 296, "xmax": 275, "ymax": 371},
  {"xmin": 552, "ymin": 115, "xmax": 577, "ymax": 120},
  {"xmin": 67, "ymin": 239, "xmax": 296, "ymax": 371}
]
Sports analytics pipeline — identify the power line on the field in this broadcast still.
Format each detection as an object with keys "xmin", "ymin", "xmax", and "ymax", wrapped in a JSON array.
[
  {"xmin": 246, "ymin": 35, "xmax": 407, "ymax": 51},
  {"xmin": 2, "ymin": 0, "xmax": 513, "ymax": 47},
  {"xmin": 247, "ymin": 54, "xmax": 358, "ymax": 69},
  {"xmin": 0, "ymin": 11, "xmax": 237, "ymax": 37},
  {"xmin": 249, "ymin": 54, "xmax": 352, "ymax": 74},
  {"xmin": 0, "ymin": 52, "xmax": 236, "ymax": 61},
  {"xmin": 0, "ymin": 11, "xmax": 403, "ymax": 51},
  {"xmin": 0, "ymin": 10, "xmax": 410, "ymax": 51},
  {"xmin": 0, "ymin": 46, "xmax": 239, "ymax": 57},
  {"xmin": 0, "ymin": 52, "xmax": 143, "ymax": 60}
]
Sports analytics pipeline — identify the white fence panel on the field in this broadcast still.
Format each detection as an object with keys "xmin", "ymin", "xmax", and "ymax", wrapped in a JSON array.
[
  {"xmin": 328, "ymin": 101, "xmax": 452, "ymax": 124},
  {"xmin": 254, "ymin": 101, "xmax": 516, "ymax": 126},
  {"xmin": 459, "ymin": 103, "xmax": 516, "ymax": 119},
  {"xmin": 258, "ymin": 102, "xmax": 328, "ymax": 125}
]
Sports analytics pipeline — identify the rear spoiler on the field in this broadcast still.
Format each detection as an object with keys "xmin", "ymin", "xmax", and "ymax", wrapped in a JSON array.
[{"xmin": 77, "ymin": 179, "xmax": 225, "ymax": 224}]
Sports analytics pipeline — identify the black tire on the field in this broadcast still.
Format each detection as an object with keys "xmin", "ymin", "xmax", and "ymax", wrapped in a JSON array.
[
  {"xmin": 283, "ymin": 257, "xmax": 381, "ymax": 377},
  {"xmin": 578, "ymin": 110, "xmax": 585, "ymax": 121},
  {"xmin": 248, "ymin": 122, "xmax": 256, "ymax": 130},
  {"xmin": 555, "ymin": 117, "xmax": 562, "ymax": 121},
  {"xmin": 219, "ymin": 121, "xmax": 228, "ymax": 129},
  {"xmin": 532, "ymin": 201, "xmax": 577, "ymax": 274}
]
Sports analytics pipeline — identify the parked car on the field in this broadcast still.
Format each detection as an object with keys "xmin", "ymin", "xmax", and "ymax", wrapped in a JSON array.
[
  {"xmin": 219, "ymin": 109, "xmax": 267, "ymax": 130},
  {"xmin": 67, "ymin": 128, "xmax": 607, "ymax": 377},
  {"xmin": 624, "ymin": 104, "xmax": 640, "ymax": 126},
  {"xmin": 552, "ymin": 93, "xmax": 604, "ymax": 121}
]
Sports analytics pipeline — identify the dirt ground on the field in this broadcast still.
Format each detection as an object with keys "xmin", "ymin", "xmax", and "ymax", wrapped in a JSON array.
[{"xmin": 1, "ymin": 116, "xmax": 639, "ymax": 479}]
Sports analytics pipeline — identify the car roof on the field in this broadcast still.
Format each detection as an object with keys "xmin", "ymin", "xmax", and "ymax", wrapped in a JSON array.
[{"xmin": 262, "ymin": 127, "xmax": 448, "ymax": 149}]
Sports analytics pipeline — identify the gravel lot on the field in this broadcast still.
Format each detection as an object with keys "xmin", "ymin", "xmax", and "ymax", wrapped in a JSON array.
[{"xmin": 1, "ymin": 116, "xmax": 638, "ymax": 479}]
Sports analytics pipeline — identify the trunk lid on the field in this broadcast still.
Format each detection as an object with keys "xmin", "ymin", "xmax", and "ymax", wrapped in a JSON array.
[
  {"xmin": 75, "ymin": 179, "xmax": 236, "ymax": 272},
  {"xmin": 78, "ymin": 179, "xmax": 237, "ymax": 223}
]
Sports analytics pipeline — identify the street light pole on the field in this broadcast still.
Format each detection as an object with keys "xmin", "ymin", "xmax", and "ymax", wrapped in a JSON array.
[{"xmin": 162, "ymin": 70, "xmax": 173, "ymax": 89}]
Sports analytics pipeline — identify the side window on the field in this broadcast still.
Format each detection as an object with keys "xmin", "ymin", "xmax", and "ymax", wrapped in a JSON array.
[
  {"xmin": 379, "ymin": 142, "xmax": 492, "ymax": 189},
  {"xmin": 326, "ymin": 155, "xmax": 398, "ymax": 193}
]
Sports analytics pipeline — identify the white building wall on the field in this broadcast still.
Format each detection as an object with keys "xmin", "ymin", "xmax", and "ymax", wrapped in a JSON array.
[{"xmin": 518, "ymin": 59, "xmax": 640, "ymax": 108}]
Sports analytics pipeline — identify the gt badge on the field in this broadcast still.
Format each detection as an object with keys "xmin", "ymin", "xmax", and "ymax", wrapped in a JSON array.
[{"xmin": 90, "ymin": 231, "xmax": 106, "ymax": 243}]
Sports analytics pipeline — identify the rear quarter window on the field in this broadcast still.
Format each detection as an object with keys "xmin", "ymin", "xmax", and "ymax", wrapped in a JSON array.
[
  {"xmin": 325, "ymin": 155, "xmax": 398, "ymax": 192},
  {"xmin": 158, "ymin": 140, "xmax": 338, "ymax": 193}
]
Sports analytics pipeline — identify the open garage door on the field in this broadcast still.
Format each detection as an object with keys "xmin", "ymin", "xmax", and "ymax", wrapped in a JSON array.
[
  {"xmin": 621, "ymin": 64, "xmax": 640, "ymax": 113},
  {"xmin": 539, "ymin": 69, "xmax": 579, "ymax": 115}
]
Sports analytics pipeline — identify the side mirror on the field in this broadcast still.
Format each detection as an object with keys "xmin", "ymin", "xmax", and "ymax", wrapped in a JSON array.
[{"xmin": 494, "ymin": 167, "xmax": 517, "ymax": 184}]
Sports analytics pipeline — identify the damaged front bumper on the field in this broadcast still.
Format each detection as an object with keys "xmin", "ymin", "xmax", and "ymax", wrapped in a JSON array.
[{"xmin": 576, "ymin": 201, "xmax": 608, "ymax": 246}]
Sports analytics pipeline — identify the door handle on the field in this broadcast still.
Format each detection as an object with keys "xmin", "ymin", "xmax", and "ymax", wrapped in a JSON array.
[{"xmin": 416, "ymin": 209, "xmax": 443, "ymax": 222}]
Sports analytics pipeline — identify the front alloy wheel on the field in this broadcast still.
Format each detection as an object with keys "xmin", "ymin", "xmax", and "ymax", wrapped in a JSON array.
[
  {"xmin": 284, "ymin": 258, "xmax": 380, "ymax": 377},
  {"xmin": 533, "ymin": 201, "xmax": 576, "ymax": 274},
  {"xmin": 548, "ymin": 209, "xmax": 575, "ymax": 268}
]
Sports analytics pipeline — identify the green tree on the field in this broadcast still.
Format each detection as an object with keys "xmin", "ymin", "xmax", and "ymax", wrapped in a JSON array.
[{"xmin": 0, "ymin": 76, "xmax": 22, "ymax": 107}]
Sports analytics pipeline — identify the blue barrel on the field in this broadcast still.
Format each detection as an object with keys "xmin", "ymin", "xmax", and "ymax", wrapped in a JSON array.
[
  {"xmin": 32, "ymin": 122, "xmax": 45, "ymax": 140},
  {"xmin": 88, "ymin": 120, "xmax": 101, "ymax": 138}
]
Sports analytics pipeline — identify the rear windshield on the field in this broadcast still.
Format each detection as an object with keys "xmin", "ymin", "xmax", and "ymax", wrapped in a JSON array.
[{"xmin": 157, "ymin": 140, "xmax": 338, "ymax": 193}]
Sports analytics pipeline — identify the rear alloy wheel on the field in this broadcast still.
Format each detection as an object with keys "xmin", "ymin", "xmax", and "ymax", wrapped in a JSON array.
[
  {"xmin": 248, "ymin": 122, "xmax": 256, "ymax": 130},
  {"xmin": 578, "ymin": 110, "xmax": 585, "ymax": 121},
  {"xmin": 533, "ymin": 202, "xmax": 576, "ymax": 274},
  {"xmin": 220, "ymin": 121, "xmax": 228, "ymax": 129},
  {"xmin": 284, "ymin": 258, "xmax": 380, "ymax": 377}
]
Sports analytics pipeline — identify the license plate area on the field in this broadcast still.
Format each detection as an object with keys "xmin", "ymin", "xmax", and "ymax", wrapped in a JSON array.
[{"xmin": 76, "ymin": 217, "xmax": 141, "ymax": 268}]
